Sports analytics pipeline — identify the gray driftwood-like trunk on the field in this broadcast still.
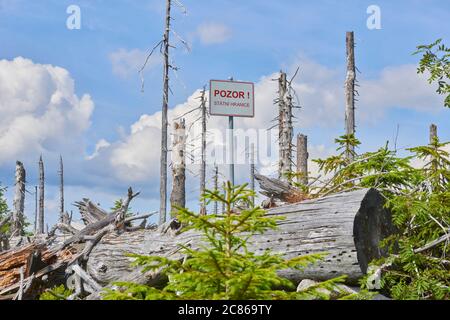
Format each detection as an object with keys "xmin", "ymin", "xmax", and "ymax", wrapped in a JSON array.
[
  {"xmin": 170, "ymin": 120, "xmax": 186, "ymax": 218},
  {"xmin": 38, "ymin": 156, "xmax": 45, "ymax": 234},
  {"xmin": 86, "ymin": 188, "xmax": 395, "ymax": 287},
  {"xmin": 12, "ymin": 161, "xmax": 26, "ymax": 236},
  {"xmin": 297, "ymin": 134, "xmax": 308, "ymax": 186},
  {"xmin": 59, "ymin": 156, "xmax": 64, "ymax": 222},
  {"xmin": 278, "ymin": 71, "xmax": 293, "ymax": 181},
  {"xmin": 34, "ymin": 186, "xmax": 37, "ymax": 234},
  {"xmin": 345, "ymin": 31, "xmax": 356, "ymax": 161},
  {"xmin": 159, "ymin": 0, "xmax": 172, "ymax": 226},
  {"xmin": 250, "ymin": 144, "xmax": 256, "ymax": 206}
]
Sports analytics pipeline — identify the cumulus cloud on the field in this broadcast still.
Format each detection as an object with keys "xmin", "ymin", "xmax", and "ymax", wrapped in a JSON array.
[
  {"xmin": 109, "ymin": 48, "xmax": 161, "ymax": 78},
  {"xmin": 196, "ymin": 22, "xmax": 232, "ymax": 45},
  {"xmin": 0, "ymin": 57, "xmax": 94, "ymax": 165}
]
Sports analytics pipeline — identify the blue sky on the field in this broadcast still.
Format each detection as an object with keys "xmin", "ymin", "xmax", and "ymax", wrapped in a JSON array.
[{"xmin": 0, "ymin": 0, "xmax": 449, "ymax": 227}]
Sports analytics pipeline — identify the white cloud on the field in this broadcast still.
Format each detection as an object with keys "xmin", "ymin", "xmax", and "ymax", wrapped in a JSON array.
[
  {"xmin": 0, "ymin": 57, "xmax": 94, "ymax": 165},
  {"xmin": 109, "ymin": 48, "xmax": 161, "ymax": 78},
  {"xmin": 358, "ymin": 65, "xmax": 443, "ymax": 122},
  {"xmin": 86, "ymin": 139, "xmax": 110, "ymax": 160},
  {"xmin": 196, "ymin": 22, "xmax": 232, "ymax": 45}
]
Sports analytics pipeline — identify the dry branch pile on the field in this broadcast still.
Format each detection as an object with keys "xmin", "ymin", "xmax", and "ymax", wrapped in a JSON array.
[{"xmin": 0, "ymin": 188, "xmax": 155, "ymax": 300}]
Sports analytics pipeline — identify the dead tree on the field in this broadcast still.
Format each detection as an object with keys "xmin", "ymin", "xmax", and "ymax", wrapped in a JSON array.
[
  {"xmin": 34, "ymin": 186, "xmax": 37, "ymax": 234},
  {"xmin": 278, "ymin": 71, "xmax": 293, "ymax": 181},
  {"xmin": 38, "ymin": 156, "xmax": 45, "ymax": 234},
  {"xmin": 277, "ymin": 71, "xmax": 294, "ymax": 183},
  {"xmin": 12, "ymin": 161, "xmax": 26, "ymax": 236},
  {"xmin": 170, "ymin": 119, "xmax": 186, "ymax": 218},
  {"xmin": 345, "ymin": 31, "xmax": 356, "ymax": 161},
  {"xmin": 159, "ymin": 0, "xmax": 172, "ymax": 225},
  {"xmin": 250, "ymin": 144, "xmax": 256, "ymax": 206},
  {"xmin": 430, "ymin": 124, "xmax": 438, "ymax": 143},
  {"xmin": 214, "ymin": 165, "xmax": 219, "ymax": 215},
  {"xmin": 200, "ymin": 87, "xmax": 207, "ymax": 215},
  {"xmin": 296, "ymin": 134, "xmax": 308, "ymax": 186},
  {"xmin": 59, "ymin": 156, "xmax": 64, "ymax": 222}
]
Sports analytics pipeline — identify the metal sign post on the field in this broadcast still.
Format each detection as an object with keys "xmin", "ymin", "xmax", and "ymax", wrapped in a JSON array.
[
  {"xmin": 229, "ymin": 115, "xmax": 234, "ymax": 186},
  {"xmin": 228, "ymin": 77, "xmax": 235, "ymax": 186}
]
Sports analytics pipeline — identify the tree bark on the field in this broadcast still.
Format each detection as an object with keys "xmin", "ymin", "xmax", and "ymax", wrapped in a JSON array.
[
  {"xmin": 159, "ymin": 0, "xmax": 172, "ymax": 225},
  {"xmin": 38, "ymin": 156, "xmax": 45, "ymax": 235},
  {"xmin": 12, "ymin": 161, "xmax": 26, "ymax": 236},
  {"xmin": 200, "ymin": 88, "xmax": 207, "ymax": 214},
  {"xmin": 296, "ymin": 134, "xmax": 308, "ymax": 186},
  {"xmin": 86, "ymin": 188, "xmax": 395, "ymax": 287},
  {"xmin": 59, "ymin": 155, "xmax": 64, "ymax": 222},
  {"xmin": 345, "ymin": 31, "xmax": 356, "ymax": 161},
  {"xmin": 170, "ymin": 120, "xmax": 186, "ymax": 218},
  {"xmin": 250, "ymin": 144, "xmax": 256, "ymax": 206},
  {"xmin": 278, "ymin": 71, "xmax": 293, "ymax": 181}
]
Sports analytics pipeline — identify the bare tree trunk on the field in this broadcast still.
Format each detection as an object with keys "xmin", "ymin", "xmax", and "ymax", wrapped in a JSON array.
[
  {"xmin": 59, "ymin": 155, "xmax": 64, "ymax": 223},
  {"xmin": 170, "ymin": 120, "xmax": 186, "ymax": 218},
  {"xmin": 278, "ymin": 71, "xmax": 293, "ymax": 182},
  {"xmin": 34, "ymin": 186, "xmax": 37, "ymax": 234},
  {"xmin": 86, "ymin": 189, "xmax": 396, "ymax": 287},
  {"xmin": 200, "ymin": 87, "xmax": 207, "ymax": 215},
  {"xmin": 159, "ymin": 0, "xmax": 172, "ymax": 225},
  {"xmin": 297, "ymin": 134, "xmax": 308, "ymax": 186},
  {"xmin": 345, "ymin": 31, "xmax": 356, "ymax": 161},
  {"xmin": 430, "ymin": 124, "xmax": 438, "ymax": 143},
  {"xmin": 12, "ymin": 162, "xmax": 26, "ymax": 236},
  {"xmin": 38, "ymin": 156, "xmax": 45, "ymax": 234}
]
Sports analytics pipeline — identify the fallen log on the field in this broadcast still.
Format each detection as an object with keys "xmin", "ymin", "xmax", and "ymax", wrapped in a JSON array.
[{"xmin": 86, "ymin": 188, "xmax": 396, "ymax": 290}]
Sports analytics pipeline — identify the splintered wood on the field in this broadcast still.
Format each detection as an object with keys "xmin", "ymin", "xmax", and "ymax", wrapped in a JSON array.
[{"xmin": 0, "ymin": 243, "xmax": 76, "ymax": 290}]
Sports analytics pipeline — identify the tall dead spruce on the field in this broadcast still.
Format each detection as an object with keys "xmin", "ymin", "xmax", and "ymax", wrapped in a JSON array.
[
  {"xmin": 274, "ymin": 69, "xmax": 301, "ymax": 183},
  {"xmin": 200, "ymin": 87, "xmax": 207, "ymax": 215},
  {"xmin": 38, "ymin": 156, "xmax": 45, "ymax": 235},
  {"xmin": 159, "ymin": 0, "xmax": 172, "ymax": 225},
  {"xmin": 59, "ymin": 156, "xmax": 64, "ymax": 223},
  {"xmin": 345, "ymin": 31, "xmax": 357, "ymax": 160},
  {"xmin": 139, "ymin": 0, "xmax": 189, "ymax": 225}
]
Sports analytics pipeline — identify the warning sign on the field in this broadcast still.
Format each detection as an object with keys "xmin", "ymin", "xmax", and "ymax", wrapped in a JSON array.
[{"xmin": 210, "ymin": 80, "xmax": 255, "ymax": 118}]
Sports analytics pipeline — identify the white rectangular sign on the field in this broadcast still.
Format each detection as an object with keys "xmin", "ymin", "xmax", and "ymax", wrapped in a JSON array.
[{"xmin": 209, "ymin": 80, "xmax": 255, "ymax": 118}]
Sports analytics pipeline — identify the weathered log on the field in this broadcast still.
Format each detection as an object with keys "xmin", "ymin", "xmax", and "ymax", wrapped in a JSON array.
[
  {"xmin": 86, "ymin": 188, "xmax": 395, "ymax": 289},
  {"xmin": 255, "ymin": 174, "xmax": 308, "ymax": 203}
]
